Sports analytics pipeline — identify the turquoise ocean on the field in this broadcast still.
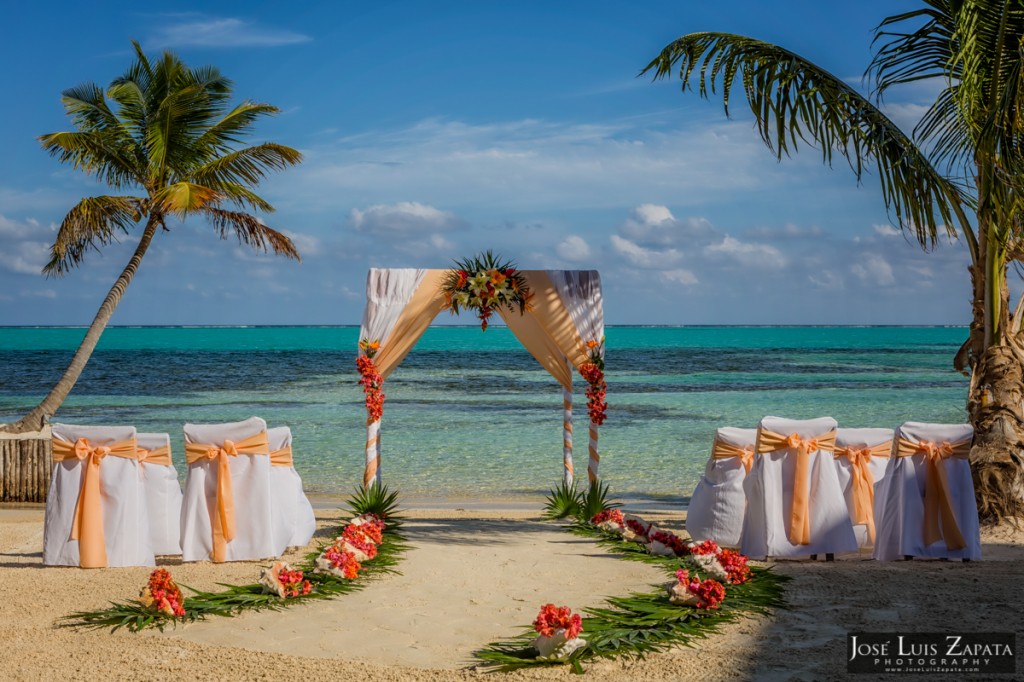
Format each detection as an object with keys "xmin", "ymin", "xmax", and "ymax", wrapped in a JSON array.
[{"xmin": 0, "ymin": 326, "xmax": 968, "ymax": 504}]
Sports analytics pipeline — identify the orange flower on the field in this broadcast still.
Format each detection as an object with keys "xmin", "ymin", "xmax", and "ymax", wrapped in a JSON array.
[
  {"xmin": 490, "ymin": 269, "xmax": 507, "ymax": 286},
  {"xmin": 586, "ymin": 340, "xmax": 598, "ymax": 349}
]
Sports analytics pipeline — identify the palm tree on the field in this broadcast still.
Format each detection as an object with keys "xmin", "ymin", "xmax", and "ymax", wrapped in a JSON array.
[
  {"xmin": 0, "ymin": 41, "xmax": 301, "ymax": 435},
  {"xmin": 643, "ymin": 0, "xmax": 1024, "ymax": 521}
]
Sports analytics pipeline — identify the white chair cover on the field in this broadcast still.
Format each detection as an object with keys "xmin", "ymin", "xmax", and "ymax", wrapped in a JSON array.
[
  {"xmin": 873, "ymin": 422, "xmax": 981, "ymax": 561},
  {"xmin": 137, "ymin": 432, "xmax": 183, "ymax": 555},
  {"xmin": 741, "ymin": 416, "xmax": 858, "ymax": 559},
  {"xmin": 834, "ymin": 428, "xmax": 893, "ymax": 549},
  {"xmin": 268, "ymin": 426, "xmax": 316, "ymax": 549},
  {"xmin": 180, "ymin": 417, "xmax": 285, "ymax": 562},
  {"xmin": 686, "ymin": 427, "xmax": 756, "ymax": 548},
  {"xmin": 44, "ymin": 423, "xmax": 154, "ymax": 567}
]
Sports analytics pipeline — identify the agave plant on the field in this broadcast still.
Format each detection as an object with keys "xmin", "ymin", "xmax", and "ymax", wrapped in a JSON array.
[
  {"xmin": 576, "ymin": 480, "xmax": 620, "ymax": 524},
  {"xmin": 542, "ymin": 480, "xmax": 583, "ymax": 520},
  {"xmin": 347, "ymin": 483, "xmax": 403, "ymax": 526}
]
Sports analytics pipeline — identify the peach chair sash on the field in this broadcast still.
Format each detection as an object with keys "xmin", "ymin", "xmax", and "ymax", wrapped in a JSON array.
[
  {"xmin": 185, "ymin": 431, "xmax": 269, "ymax": 562},
  {"xmin": 834, "ymin": 441, "xmax": 892, "ymax": 542},
  {"xmin": 136, "ymin": 445, "xmax": 173, "ymax": 467},
  {"xmin": 51, "ymin": 436, "xmax": 138, "ymax": 568},
  {"xmin": 712, "ymin": 439, "xmax": 755, "ymax": 474},
  {"xmin": 757, "ymin": 429, "xmax": 837, "ymax": 546},
  {"xmin": 270, "ymin": 445, "xmax": 294, "ymax": 467},
  {"xmin": 895, "ymin": 436, "xmax": 971, "ymax": 551}
]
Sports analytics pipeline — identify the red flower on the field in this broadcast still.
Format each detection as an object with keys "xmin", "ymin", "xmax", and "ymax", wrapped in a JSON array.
[
  {"xmin": 590, "ymin": 508, "xmax": 624, "ymax": 527},
  {"xmin": 674, "ymin": 569, "xmax": 726, "ymax": 609},
  {"xmin": 717, "ymin": 549, "xmax": 752, "ymax": 585},
  {"xmin": 533, "ymin": 603, "xmax": 583, "ymax": 639},
  {"xmin": 685, "ymin": 539, "xmax": 721, "ymax": 557},
  {"xmin": 579, "ymin": 361, "xmax": 608, "ymax": 426},
  {"xmin": 649, "ymin": 529, "xmax": 687, "ymax": 556},
  {"xmin": 625, "ymin": 518, "xmax": 649, "ymax": 539},
  {"xmin": 342, "ymin": 524, "xmax": 379, "ymax": 559},
  {"xmin": 356, "ymin": 354, "xmax": 386, "ymax": 422}
]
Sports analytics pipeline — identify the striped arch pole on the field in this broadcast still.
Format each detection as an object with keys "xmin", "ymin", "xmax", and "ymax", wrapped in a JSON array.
[
  {"xmin": 562, "ymin": 384, "xmax": 574, "ymax": 485},
  {"xmin": 587, "ymin": 421, "xmax": 600, "ymax": 484},
  {"xmin": 363, "ymin": 418, "xmax": 381, "ymax": 487}
]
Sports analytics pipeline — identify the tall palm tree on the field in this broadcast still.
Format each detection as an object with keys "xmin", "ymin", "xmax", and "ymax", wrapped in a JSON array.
[
  {"xmin": 643, "ymin": 0, "xmax": 1024, "ymax": 521},
  {"xmin": 0, "ymin": 41, "xmax": 302, "ymax": 435}
]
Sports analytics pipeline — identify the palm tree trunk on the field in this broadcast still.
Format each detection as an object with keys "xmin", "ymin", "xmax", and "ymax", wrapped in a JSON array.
[{"xmin": 0, "ymin": 214, "xmax": 161, "ymax": 434}]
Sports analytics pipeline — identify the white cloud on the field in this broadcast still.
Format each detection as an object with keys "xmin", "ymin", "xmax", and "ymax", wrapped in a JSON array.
[
  {"xmin": 704, "ymin": 235, "xmax": 787, "ymax": 269},
  {"xmin": 555, "ymin": 235, "xmax": 592, "ymax": 262},
  {"xmin": 609, "ymin": 234, "xmax": 682, "ymax": 269},
  {"xmin": 0, "ymin": 241, "xmax": 49, "ymax": 275},
  {"xmin": 350, "ymin": 202, "xmax": 466, "ymax": 235},
  {"xmin": 851, "ymin": 254, "xmax": 896, "ymax": 286},
  {"xmin": 281, "ymin": 230, "xmax": 321, "ymax": 258},
  {"xmin": 660, "ymin": 269, "xmax": 698, "ymax": 286},
  {"xmin": 619, "ymin": 205, "xmax": 713, "ymax": 246},
  {"xmin": 149, "ymin": 17, "xmax": 311, "ymax": 48},
  {"xmin": 286, "ymin": 118, "xmax": 782, "ymax": 213},
  {"xmin": 747, "ymin": 223, "xmax": 824, "ymax": 239},
  {"xmin": 21, "ymin": 288, "xmax": 56, "ymax": 298},
  {"xmin": 873, "ymin": 223, "xmax": 901, "ymax": 237}
]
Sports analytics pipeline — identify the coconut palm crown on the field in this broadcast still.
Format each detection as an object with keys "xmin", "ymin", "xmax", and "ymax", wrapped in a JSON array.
[
  {"xmin": 1, "ymin": 41, "xmax": 302, "ymax": 433},
  {"xmin": 643, "ymin": 0, "xmax": 1024, "ymax": 521}
]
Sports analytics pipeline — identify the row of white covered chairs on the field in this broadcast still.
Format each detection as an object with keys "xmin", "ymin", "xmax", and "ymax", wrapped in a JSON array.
[
  {"xmin": 687, "ymin": 416, "xmax": 981, "ymax": 562},
  {"xmin": 43, "ymin": 417, "xmax": 316, "ymax": 568}
]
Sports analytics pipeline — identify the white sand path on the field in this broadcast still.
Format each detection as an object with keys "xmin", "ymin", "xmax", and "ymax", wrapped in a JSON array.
[{"xmin": 164, "ymin": 514, "xmax": 667, "ymax": 669}]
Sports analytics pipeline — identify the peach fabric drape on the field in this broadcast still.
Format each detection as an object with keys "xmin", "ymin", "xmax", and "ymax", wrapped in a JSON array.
[
  {"xmin": 270, "ymin": 445, "xmax": 294, "ymax": 467},
  {"xmin": 834, "ymin": 441, "xmax": 891, "ymax": 542},
  {"xmin": 895, "ymin": 437, "xmax": 971, "ymax": 550},
  {"xmin": 372, "ymin": 270, "xmax": 450, "ymax": 379},
  {"xmin": 497, "ymin": 303, "xmax": 575, "ymax": 390},
  {"xmin": 757, "ymin": 429, "xmax": 837, "ymax": 545},
  {"xmin": 185, "ymin": 431, "xmax": 270, "ymax": 563},
  {"xmin": 712, "ymin": 439, "xmax": 755, "ymax": 474},
  {"xmin": 51, "ymin": 436, "xmax": 138, "ymax": 568},
  {"xmin": 136, "ymin": 445, "xmax": 172, "ymax": 467}
]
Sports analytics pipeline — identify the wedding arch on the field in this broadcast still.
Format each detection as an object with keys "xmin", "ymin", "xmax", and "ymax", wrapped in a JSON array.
[{"xmin": 355, "ymin": 265, "xmax": 606, "ymax": 489}]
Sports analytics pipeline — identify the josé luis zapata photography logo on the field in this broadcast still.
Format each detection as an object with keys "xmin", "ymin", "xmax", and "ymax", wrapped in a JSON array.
[{"xmin": 847, "ymin": 632, "xmax": 1016, "ymax": 675}]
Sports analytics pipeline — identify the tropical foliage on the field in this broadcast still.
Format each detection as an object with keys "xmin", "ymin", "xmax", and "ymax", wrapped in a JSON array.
[
  {"xmin": 643, "ymin": 0, "xmax": 1024, "ymax": 521},
  {"xmin": 62, "ymin": 485, "xmax": 406, "ymax": 632},
  {"xmin": 477, "ymin": 490, "xmax": 787, "ymax": 672},
  {"xmin": 1, "ymin": 41, "xmax": 301, "ymax": 434}
]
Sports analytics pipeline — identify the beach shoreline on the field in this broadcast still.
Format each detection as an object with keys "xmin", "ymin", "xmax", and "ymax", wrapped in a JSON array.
[{"xmin": 2, "ymin": 504, "xmax": 1022, "ymax": 680}]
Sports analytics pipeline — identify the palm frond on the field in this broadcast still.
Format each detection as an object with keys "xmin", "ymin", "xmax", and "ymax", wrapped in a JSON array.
[
  {"xmin": 153, "ymin": 182, "xmax": 221, "ymax": 216},
  {"xmin": 642, "ymin": 32, "xmax": 963, "ymax": 247},
  {"xmin": 38, "ymin": 131, "xmax": 140, "ymax": 189},
  {"xmin": 204, "ymin": 208, "xmax": 300, "ymax": 260},
  {"xmin": 188, "ymin": 143, "xmax": 303, "ymax": 188},
  {"xmin": 45, "ymin": 196, "xmax": 145, "ymax": 275},
  {"xmin": 578, "ymin": 479, "xmax": 620, "ymax": 522},
  {"xmin": 194, "ymin": 101, "xmax": 282, "ymax": 151}
]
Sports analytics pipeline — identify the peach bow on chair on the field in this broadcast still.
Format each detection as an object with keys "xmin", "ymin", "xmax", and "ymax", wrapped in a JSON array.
[
  {"xmin": 51, "ymin": 436, "xmax": 138, "ymax": 568},
  {"xmin": 712, "ymin": 439, "xmax": 755, "ymax": 474},
  {"xmin": 136, "ymin": 444, "xmax": 173, "ymax": 467},
  {"xmin": 895, "ymin": 437, "xmax": 971, "ymax": 551},
  {"xmin": 757, "ymin": 429, "xmax": 837, "ymax": 546},
  {"xmin": 270, "ymin": 444, "xmax": 293, "ymax": 467},
  {"xmin": 185, "ymin": 431, "xmax": 269, "ymax": 562},
  {"xmin": 834, "ymin": 441, "xmax": 891, "ymax": 543}
]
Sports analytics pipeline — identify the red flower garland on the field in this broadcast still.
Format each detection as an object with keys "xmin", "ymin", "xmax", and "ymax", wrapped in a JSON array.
[
  {"xmin": 277, "ymin": 566, "xmax": 313, "ymax": 598},
  {"xmin": 321, "ymin": 544, "xmax": 362, "ymax": 579},
  {"xmin": 674, "ymin": 569, "xmax": 726, "ymax": 610},
  {"xmin": 579, "ymin": 340, "xmax": 607, "ymax": 426},
  {"xmin": 649, "ymin": 529, "xmax": 687, "ymax": 556},
  {"xmin": 533, "ymin": 603, "xmax": 583, "ymax": 639},
  {"xmin": 356, "ymin": 342, "xmax": 385, "ymax": 422},
  {"xmin": 590, "ymin": 508, "xmax": 624, "ymax": 526},
  {"xmin": 624, "ymin": 518, "xmax": 649, "ymax": 540},
  {"xmin": 342, "ymin": 525, "xmax": 379, "ymax": 560},
  {"xmin": 718, "ymin": 548, "xmax": 752, "ymax": 585},
  {"xmin": 139, "ymin": 568, "xmax": 185, "ymax": 617}
]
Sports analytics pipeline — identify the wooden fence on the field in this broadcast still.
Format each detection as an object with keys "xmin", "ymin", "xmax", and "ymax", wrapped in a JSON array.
[{"xmin": 0, "ymin": 428, "xmax": 51, "ymax": 503}]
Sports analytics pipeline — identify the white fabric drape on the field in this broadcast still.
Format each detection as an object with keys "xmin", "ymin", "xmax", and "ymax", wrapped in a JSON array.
[
  {"xmin": 549, "ymin": 270, "xmax": 604, "ymax": 359},
  {"xmin": 359, "ymin": 268, "xmax": 428, "ymax": 350},
  {"xmin": 549, "ymin": 270, "xmax": 604, "ymax": 482},
  {"xmin": 687, "ymin": 427, "xmax": 757, "ymax": 548}
]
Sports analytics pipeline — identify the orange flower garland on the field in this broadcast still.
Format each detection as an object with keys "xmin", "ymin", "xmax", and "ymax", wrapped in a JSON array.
[{"xmin": 357, "ymin": 338, "xmax": 385, "ymax": 422}]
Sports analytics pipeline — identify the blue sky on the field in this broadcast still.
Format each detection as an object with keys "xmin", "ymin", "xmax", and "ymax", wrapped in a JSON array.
[{"xmin": 0, "ymin": 0, "xmax": 975, "ymax": 326}]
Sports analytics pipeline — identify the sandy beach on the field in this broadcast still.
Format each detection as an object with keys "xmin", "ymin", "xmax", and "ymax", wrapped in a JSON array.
[{"xmin": 1, "ymin": 503, "xmax": 1021, "ymax": 681}]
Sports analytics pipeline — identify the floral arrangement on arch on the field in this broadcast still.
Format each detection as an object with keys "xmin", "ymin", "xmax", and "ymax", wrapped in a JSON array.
[
  {"xmin": 579, "ymin": 339, "xmax": 607, "ymax": 426},
  {"xmin": 357, "ymin": 338, "xmax": 385, "ymax": 422},
  {"xmin": 441, "ymin": 251, "xmax": 532, "ymax": 331}
]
